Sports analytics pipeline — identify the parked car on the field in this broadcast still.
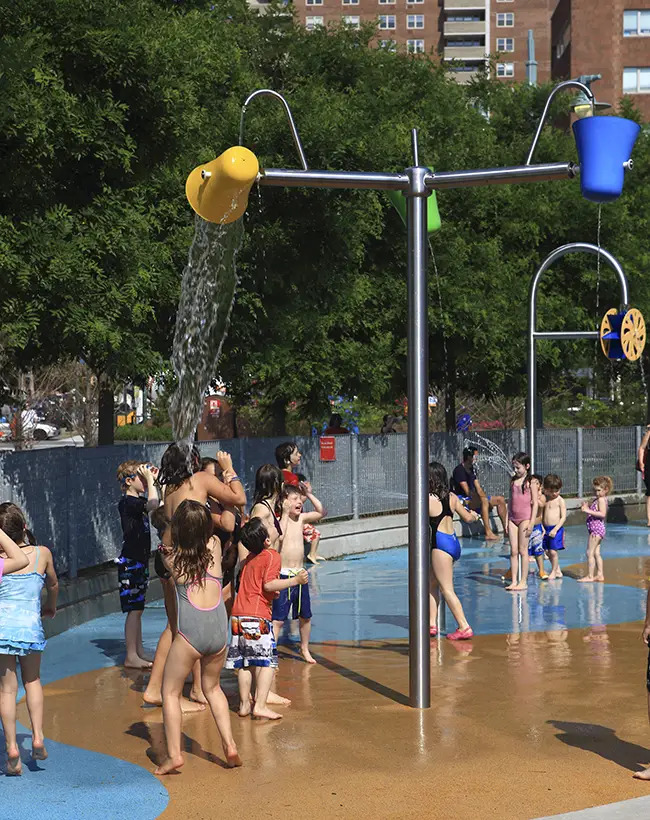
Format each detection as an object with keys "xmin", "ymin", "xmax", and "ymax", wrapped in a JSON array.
[{"xmin": 33, "ymin": 422, "xmax": 60, "ymax": 441}]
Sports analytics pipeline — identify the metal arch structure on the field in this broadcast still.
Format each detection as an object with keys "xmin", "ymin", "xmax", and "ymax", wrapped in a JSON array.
[
  {"xmin": 204, "ymin": 80, "xmax": 620, "ymax": 709},
  {"xmin": 527, "ymin": 242, "xmax": 630, "ymax": 472}
]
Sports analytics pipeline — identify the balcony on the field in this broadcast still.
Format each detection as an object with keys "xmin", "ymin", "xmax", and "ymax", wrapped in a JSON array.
[
  {"xmin": 444, "ymin": 20, "xmax": 486, "ymax": 36},
  {"xmin": 452, "ymin": 69, "xmax": 481, "ymax": 84},
  {"xmin": 444, "ymin": 45, "xmax": 485, "ymax": 59},
  {"xmin": 444, "ymin": 0, "xmax": 487, "ymax": 10}
]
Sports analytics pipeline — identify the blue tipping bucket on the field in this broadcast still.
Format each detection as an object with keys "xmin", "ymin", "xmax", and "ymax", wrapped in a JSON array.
[{"xmin": 573, "ymin": 116, "xmax": 640, "ymax": 203}]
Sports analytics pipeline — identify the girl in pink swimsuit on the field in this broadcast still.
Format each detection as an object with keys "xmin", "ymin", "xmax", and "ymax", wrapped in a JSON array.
[
  {"xmin": 578, "ymin": 476, "xmax": 613, "ymax": 583},
  {"xmin": 506, "ymin": 452, "xmax": 540, "ymax": 591}
]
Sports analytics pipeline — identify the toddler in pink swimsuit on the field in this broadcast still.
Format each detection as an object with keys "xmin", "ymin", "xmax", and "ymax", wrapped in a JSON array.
[{"xmin": 578, "ymin": 476, "xmax": 613, "ymax": 583}]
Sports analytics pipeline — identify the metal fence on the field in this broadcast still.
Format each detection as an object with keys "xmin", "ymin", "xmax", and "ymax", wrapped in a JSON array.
[{"xmin": 0, "ymin": 426, "xmax": 642, "ymax": 578}]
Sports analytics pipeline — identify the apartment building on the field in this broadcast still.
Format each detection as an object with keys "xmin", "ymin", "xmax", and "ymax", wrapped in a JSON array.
[
  {"xmin": 552, "ymin": 0, "xmax": 650, "ymax": 119},
  {"xmin": 488, "ymin": 0, "xmax": 553, "ymax": 84}
]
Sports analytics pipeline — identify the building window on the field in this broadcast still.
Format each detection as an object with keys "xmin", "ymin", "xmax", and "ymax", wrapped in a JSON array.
[
  {"xmin": 496, "ymin": 62, "xmax": 514, "ymax": 77},
  {"xmin": 496, "ymin": 37, "xmax": 514, "ymax": 51},
  {"xmin": 306, "ymin": 15, "xmax": 324, "ymax": 29},
  {"xmin": 343, "ymin": 15, "xmax": 360, "ymax": 27},
  {"xmin": 407, "ymin": 39, "xmax": 425, "ymax": 53},
  {"xmin": 343, "ymin": 0, "xmax": 359, "ymax": 4},
  {"xmin": 407, "ymin": 14, "xmax": 424, "ymax": 29},
  {"xmin": 624, "ymin": 10, "xmax": 650, "ymax": 36},
  {"xmin": 378, "ymin": 14, "xmax": 396, "ymax": 29},
  {"xmin": 407, "ymin": 0, "xmax": 425, "ymax": 4},
  {"xmin": 623, "ymin": 67, "xmax": 650, "ymax": 92},
  {"xmin": 447, "ymin": 14, "xmax": 482, "ymax": 22},
  {"xmin": 378, "ymin": 0, "xmax": 395, "ymax": 4},
  {"xmin": 496, "ymin": 0, "xmax": 513, "ymax": 3},
  {"xmin": 379, "ymin": 39, "xmax": 397, "ymax": 50},
  {"xmin": 306, "ymin": 0, "xmax": 323, "ymax": 5},
  {"xmin": 496, "ymin": 12, "xmax": 514, "ymax": 27}
]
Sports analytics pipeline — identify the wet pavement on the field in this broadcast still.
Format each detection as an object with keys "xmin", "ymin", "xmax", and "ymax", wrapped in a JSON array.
[{"xmin": 5, "ymin": 523, "xmax": 650, "ymax": 819}]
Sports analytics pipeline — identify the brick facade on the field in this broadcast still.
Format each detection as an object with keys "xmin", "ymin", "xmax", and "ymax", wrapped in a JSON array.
[
  {"xmin": 491, "ymin": 0, "xmax": 553, "ymax": 84},
  {"xmin": 552, "ymin": 0, "xmax": 650, "ymax": 119}
]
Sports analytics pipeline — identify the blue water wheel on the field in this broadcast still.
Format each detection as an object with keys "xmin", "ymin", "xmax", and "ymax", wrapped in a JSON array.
[{"xmin": 600, "ymin": 308, "xmax": 646, "ymax": 361}]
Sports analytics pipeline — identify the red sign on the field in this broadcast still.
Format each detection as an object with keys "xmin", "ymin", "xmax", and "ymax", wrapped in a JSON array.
[{"xmin": 319, "ymin": 436, "xmax": 336, "ymax": 462}]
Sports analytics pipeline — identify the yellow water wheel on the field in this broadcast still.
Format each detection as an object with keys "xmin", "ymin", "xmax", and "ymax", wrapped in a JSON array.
[
  {"xmin": 621, "ymin": 308, "xmax": 646, "ymax": 361},
  {"xmin": 600, "ymin": 308, "xmax": 646, "ymax": 360}
]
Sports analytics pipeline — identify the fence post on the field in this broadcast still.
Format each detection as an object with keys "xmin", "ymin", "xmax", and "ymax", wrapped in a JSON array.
[
  {"xmin": 577, "ymin": 427, "xmax": 583, "ymax": 499},
  {"xmin": 519, "ymin": 428, "xmax": 526, "ymax": 452},
  {"xmin": 351, "ymin": 435, "xmax": 359, "ymax": 519},
  {"xmin": 636, "ymin": 425, "xmax": 643, "ymax": 496},
  {"xmin": 67, "ymin": 447, "xmax": 78, "ymax": 579}
]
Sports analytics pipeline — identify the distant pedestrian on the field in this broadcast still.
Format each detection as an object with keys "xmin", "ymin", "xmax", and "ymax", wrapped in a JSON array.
[{"xmin": 323, "ymin": 414, "xmax": 349, "ymax": 435}]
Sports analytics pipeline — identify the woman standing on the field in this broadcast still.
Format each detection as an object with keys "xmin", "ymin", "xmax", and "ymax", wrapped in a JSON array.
[
  {"xmin": 428, "ymin": 461, "xmax": 480, "ymax": 641},
  {"xmin": 638, "ymin": 425, "xmax": 650, "ymax": 526}
]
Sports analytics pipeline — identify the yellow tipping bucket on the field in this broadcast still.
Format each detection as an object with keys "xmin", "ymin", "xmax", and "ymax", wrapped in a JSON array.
[{"xmin": 185, "ymin": 146, "xmax": 259, "ymax": 224}]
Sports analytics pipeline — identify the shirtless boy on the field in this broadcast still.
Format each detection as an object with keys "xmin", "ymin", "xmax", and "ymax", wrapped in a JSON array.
[
  {"xmin": 542, "ymin": 474, "xmax": 567, "ymax": 580},
  {"xmin": 271, "ymin": 483, "xmax": 324, "ymax": 665}
]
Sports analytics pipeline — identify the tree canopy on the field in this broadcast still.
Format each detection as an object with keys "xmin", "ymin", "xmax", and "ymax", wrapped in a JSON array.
[{"xmin": 1, "ymin": 0, "xmax": 649, "ymax": 436}]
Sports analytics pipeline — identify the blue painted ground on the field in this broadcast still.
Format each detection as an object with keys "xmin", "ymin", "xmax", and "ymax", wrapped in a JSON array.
[
  {"xmin": 305, "ymin": 523, "xmax": 649, "ymax": 640},
  {"xmin": 2, "ymin": 522, "xmax": 647, "ymax": 815},
  {"xmin": 0, "ymin": 613, "xmax": 168, "ymax": 819}
]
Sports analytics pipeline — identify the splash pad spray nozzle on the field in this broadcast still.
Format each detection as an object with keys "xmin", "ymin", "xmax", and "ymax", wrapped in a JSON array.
[{"xmin": 183, "ymin": 82, "xmax": 641, "ymax": 709}]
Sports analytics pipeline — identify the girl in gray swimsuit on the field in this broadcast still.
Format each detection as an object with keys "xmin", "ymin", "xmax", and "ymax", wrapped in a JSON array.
[
  {"xmin": 176, "ymin": 571, "xmax": 228, "ymax": 656},
  {"xmin": 155, "ymin": 500, "xmax": 242, "ymax": 776}
]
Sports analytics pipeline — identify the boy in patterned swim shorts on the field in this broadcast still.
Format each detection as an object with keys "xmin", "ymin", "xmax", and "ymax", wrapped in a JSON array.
[
  {"xmin": 226, "ymin": 517, "xmax": 307, "ymax": 720},
  {"xmin": 116, "ymin": 460, "xmax": 159, "ymax": 669}
]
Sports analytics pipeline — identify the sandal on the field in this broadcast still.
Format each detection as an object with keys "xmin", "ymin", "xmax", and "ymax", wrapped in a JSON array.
[
  {"xmin": 429, "ymin": 626, "xmax": 438, "ymax": 637},
  {"xmin": 447, "ymin": 627, "xmax": 473, "ymax": 641}
]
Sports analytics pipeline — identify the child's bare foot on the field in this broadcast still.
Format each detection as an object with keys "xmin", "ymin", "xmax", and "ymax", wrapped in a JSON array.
[
  {"xmin": 182, "ymin": 697, "xmax": 205, "ymax": 713},
  {"xmin": 190, "ymin": 687, "xmax": 208, "ymax": 704},
  {"xmin": 578, "ymin": 576, "xmax": 595, "ymax": 583},
  {"xmin": 138, "ymin": 651, "xmax": 154, "ymax": 663},
  {"xmin": 32, "ymin": 742, "xmax": 48, "ymax": 760},
  {"xmin": 155, "ymin": 755, "xmax": 184, "ymax": 775},
  {"xmin": 267, "ymin": 691, "xmax": 291, "ymax": 706},
  {"xmin": 505, "ymin": 583, "xmax": 516, "ymax": 590},
  {"xmin": 484, "ymin": 532, "xmax": 499, "ymax": 541},
  {"xmin": 595, "ymin": 575, "xmax": 605, "ymax": 582},
  {"xmin": 306, "ymin": 555, "xmax": 318, "ymax": 564},
  {"xmin": 300, "ymin": 647, "xmax": 317, "ymax": 664},
  {"xmin": 315, "ymin": 555, "xmax": 327, "ymax": 561},
  {"xmin": 124, "ymin": 655, "xmax": 153, "ymax": 670},
  {"xmin": 252, "ymin": 706, "xmax": 283, "ymax": 720},
  {"xmin": 238, "ymin": 702, "xmax": 251, "ymax": 717},
  {"xmin": 6, "ymin": 749, "xmax": 21, "ymax": 776},
  {"xmin": 224, "ymin": 743, "xmax": 243, "ymax": 768},
  {"xmin": 633, "ymin": 766, "xmax": 650, "ymax": 779},
  {"xmin": 510, "ymin": 583, "xmax": 528, "ymax": 591}
]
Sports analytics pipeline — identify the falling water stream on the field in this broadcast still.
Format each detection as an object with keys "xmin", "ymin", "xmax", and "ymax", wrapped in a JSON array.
[
  {"xmin": 169, "ymin": 215, "xmax": 243, "ymax": 446},
  {"xmin": 463, "ymin": 432, "xmax": 513, "ymax": 475}
]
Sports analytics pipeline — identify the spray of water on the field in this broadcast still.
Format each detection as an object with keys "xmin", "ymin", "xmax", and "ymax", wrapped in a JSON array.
[
  {"xmin": 593, "ymin": 204, "xmax": 602, "ymax": 398},
  {"xmin": 463, "ymin": 432, "xmax": 513, "ymax": 475},
  {"xmin": 428, "ymin": 239, "xmax": 449, "ymax": 414},
  {"xmin": 169, "ymin": 215, "xmax": 244, "ymax": 446}
]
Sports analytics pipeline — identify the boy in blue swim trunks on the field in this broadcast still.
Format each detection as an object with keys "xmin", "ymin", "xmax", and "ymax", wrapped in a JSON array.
[
  {"xmin": 116, "ymin": 460, "xmax": 159, "ymax": 669},
  {"xmin": 272, "ymin": 484, "xmax": 324, "ymax": 664},
  {"xmin": 543, "ymin": 474, "xmax": 566, "ymax": 580},
  {"xmin": 528, "ymin": 473, "xmax": 548, "ymax": 580}
]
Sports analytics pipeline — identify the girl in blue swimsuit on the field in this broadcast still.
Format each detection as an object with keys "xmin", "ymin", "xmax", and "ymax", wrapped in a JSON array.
[
  {"xmin": 429, "ymin": 462, "xmax": 480, "ymax": 641},
  {"xmin": 155, "ymin": 500, "xmax": 242, "ymax": 776}
]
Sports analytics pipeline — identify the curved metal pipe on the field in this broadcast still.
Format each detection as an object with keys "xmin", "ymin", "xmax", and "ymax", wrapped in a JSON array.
[
  {"xmin": 526, "ymin": 80, "xmax": 594, "ymax": 166},
  {"xmin": 527, "ymin": 242, "xmax": 629, "ymax": 469},
  {"xmin": 239, "ymin": 89, "xmax": 308, "ymax": 171}
]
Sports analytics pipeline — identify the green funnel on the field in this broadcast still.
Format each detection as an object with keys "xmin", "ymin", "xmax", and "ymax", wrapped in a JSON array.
[{"xmin": 387, "ymin": 187, "xmax": 441, "ymax": 235}]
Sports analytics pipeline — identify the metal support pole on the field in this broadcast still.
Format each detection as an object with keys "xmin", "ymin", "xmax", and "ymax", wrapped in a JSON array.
[
  {"xmin": 527, "ymin": 321, "xmax": 537, "ymax": 470},
  {"xmin": 527, "ymin": 242, "xmax": 630, "ymax": 474},
  {"xmin": 636, "ymin": 425, "xmax": 643, "ymax": 496},
  {"xmin": 577, "ymin": 427, "xmax": 584, "ymax": 498},
  {"xmin": 406, "ymin": 163, "xmax": 431, "ymax": 709},
  {"xmin": 351, "ymin": 435, "xmax": 359, "ymax": 520}
]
